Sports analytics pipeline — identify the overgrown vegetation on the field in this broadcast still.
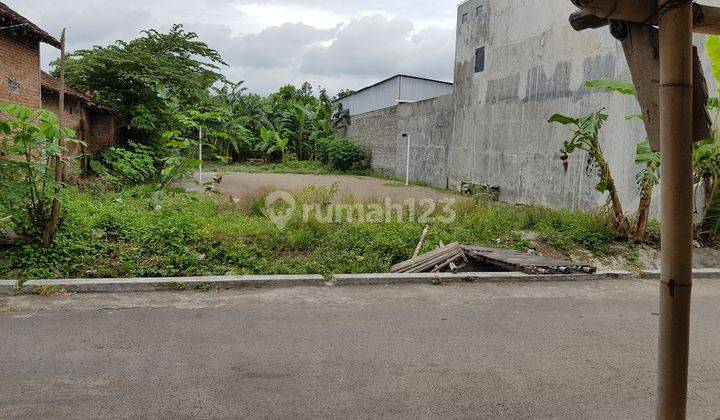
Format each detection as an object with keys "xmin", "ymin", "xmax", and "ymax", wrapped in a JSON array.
[
  {"xmin": 0, "ymin": 185, "xmax": 620, "ymax": 281},
  {"xmin": 0, "ymin": 104, "xmax": 81, "ymax": 247},
  {"xmin": 57, "ymin": 25, "xmax": 365, "ymax": 181}
]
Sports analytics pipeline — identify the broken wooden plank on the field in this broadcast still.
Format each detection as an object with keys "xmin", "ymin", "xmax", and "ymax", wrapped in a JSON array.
[
  {"xmin": 412, "ymin": 225, "xmax": 430, "ymax": 259},
  {"xmin": 391, "ymin": 242, "xmax": 460, "ymax": 272}
]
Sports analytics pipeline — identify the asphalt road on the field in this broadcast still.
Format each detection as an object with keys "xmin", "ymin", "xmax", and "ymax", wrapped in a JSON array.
[{"xmin": 1, "ymin": 279, "xmax": 719, "ymax": 419}]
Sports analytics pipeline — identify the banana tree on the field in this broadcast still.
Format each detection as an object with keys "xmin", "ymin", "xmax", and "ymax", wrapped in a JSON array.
[{"xmin": 549, "ymin": 110, "xmax": 631, "ymax": 237}]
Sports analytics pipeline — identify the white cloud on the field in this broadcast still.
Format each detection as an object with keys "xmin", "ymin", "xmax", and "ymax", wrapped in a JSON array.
[{"xmin": 6, "ymin": 0, "xmax": 457, "ymax": 95}]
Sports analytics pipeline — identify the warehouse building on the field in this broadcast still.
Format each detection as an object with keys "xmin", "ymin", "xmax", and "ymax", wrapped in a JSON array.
[{"xmin": 335, "ymin": 75, "xmax": 453, "ymax": 177}]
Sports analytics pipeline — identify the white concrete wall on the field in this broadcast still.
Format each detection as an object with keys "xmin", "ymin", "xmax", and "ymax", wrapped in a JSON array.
[{"xmin": 451, "ymin": 0, "xmax": 720, "ymax": 214}]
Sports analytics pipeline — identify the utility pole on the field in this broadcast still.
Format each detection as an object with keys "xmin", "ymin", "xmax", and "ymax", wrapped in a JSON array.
[{"xmin": 656, "ymin": 1, "xmax": 694, "ymax": 417}]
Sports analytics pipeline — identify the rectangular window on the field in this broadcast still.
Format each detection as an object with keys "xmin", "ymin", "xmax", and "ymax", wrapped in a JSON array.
[
  {"xmin": 476, "ymin": 5, "xmax": 484, "ymax": 17},
  {"xmin": 475, "ymin": 47, "xmax": 486, "ymax": 73},
  {"xmin": 461, "ymin": 13, "xmax": 469, "ymax": 24}
]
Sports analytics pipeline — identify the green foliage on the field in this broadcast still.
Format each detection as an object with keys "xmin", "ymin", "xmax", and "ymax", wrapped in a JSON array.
[
  {"xmin": 322, "ymin": 137, "xmax": 368, "ymax": 171},
  {"xmin": 549, "ymin": 110, "xmax": 610, "ymax": 192},
  {"xmin": 585, "ymin": 79, "xmax": 636, "ymax": 96},
  {"xmin": 205, "ymin": 81, "xmax": 352, "ymax": 165},
  {"xmin": 0, "ymin": 104, "xmax": 82, "ymax": 244},
  {"xmin": 56, "ymin": 24, "xmax": 226, "ymax": 140},
  {"xmin": 707, "ymin": 35, "xmax": 720, "ymax": 86},
  {"xmin": 0, "ymin": 187, "xmax": 619, "ymax": 280},
  {"xmin": 635, "ymin": 140, "xmax": 661, "ymax": 190},
  {"xmin": 92, "ymin": 142, "xmax": 159, "ymax": 186}
]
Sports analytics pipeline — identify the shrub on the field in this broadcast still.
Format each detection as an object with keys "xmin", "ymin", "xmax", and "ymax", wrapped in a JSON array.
[
  {"xmin": 325, "ymin": 138, "xmax": 368, "ymax": 171},
  {"xmin": 91, "ymin": 142, "xmax": 159, "ymax": 186},
  {"xmin": 0, "ymin": 103, "xmax": 81, "ymax": 245}
]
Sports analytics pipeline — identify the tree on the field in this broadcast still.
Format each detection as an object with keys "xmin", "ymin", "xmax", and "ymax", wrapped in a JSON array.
[
  {"xmin": 334, "ymin": 89, "xmax": 356, "ymax": 100},
  {"xmin": 0, "ymin": 104, "xmax": 82, "ymax": 247},
  {"xmin": 55, "ymin": 24, "xmax": 226, "ymax": 142},
  {"xmin": 549, "ymin": 110, "xmax": 631, "ymax": 237}
]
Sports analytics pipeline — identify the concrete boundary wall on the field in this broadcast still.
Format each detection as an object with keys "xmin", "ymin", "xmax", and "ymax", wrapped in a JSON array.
[
  {"xmin": 345, "ymin": 106, "xmax": 399, "ymax": 175},
  {"xmin": 397, "ymin": 94, "xmax": 455, "ymax": 188}
]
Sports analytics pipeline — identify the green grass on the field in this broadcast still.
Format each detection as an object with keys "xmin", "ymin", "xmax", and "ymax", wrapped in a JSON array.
[
  {"xmin": 205, "ymin": 160, "xmax": 378, "ymax": 177},
  {"xmin": 0, "ymin": 185, "xmax": 621, "ymax": 281}
]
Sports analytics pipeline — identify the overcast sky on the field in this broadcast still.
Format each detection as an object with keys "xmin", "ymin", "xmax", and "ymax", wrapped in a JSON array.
[{"xmin": 10, "ymin": 0, "xmax": 458, "ymax": 95}]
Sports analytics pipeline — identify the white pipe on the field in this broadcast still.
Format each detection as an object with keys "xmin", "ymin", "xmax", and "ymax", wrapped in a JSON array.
[
  {"xmin": 199, "ymin": 126, "xmax": 203, "ymax": 184},
  {"xmin": 404, "ymin": 134, "xmax": 410, "ymax": 186}
]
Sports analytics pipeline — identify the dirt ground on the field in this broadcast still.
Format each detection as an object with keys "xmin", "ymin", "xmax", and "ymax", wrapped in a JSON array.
[{"xmin": 182, "ymin": 172, "xmax": 460, "ymax": 202}]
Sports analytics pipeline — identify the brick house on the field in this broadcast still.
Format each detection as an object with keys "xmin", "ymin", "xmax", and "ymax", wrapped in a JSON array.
[{"xmin": 0, "ymin": 2, "xmax": 116, "ymax": 155}]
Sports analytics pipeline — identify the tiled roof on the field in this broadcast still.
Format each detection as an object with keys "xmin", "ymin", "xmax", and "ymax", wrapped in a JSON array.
[
  {"xmin": 41, "ymin": 71, "xmax": 114, "ymax": 112},
  {"xmin": 0, "ymin": 2, "xmax": 61, "ymax": 48}
]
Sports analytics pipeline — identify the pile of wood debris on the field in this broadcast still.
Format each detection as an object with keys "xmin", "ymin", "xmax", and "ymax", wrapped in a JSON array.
[{"xmin": 391, "ymin": 241, "xmax": 595, "ymax": 275}]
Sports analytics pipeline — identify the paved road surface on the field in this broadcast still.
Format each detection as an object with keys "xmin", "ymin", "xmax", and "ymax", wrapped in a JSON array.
[{"xmin": 1, "ymin": 279, "xmax": 719, "ymax": 419}]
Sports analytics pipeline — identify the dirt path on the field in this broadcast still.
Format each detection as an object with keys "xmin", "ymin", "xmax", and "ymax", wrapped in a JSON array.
[{"xmin": 182, "ymin": 172, "xmax": 460, "ymax": 202}]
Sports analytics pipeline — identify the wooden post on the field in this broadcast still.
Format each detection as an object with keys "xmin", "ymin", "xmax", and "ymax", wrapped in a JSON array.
[
  {"xmin": 42, "ymin": 28, "xmax": 66, "ymax": 248},
  {"xmin": 656, "ymin": 1, "xmax": 693, "ymax": 418}
]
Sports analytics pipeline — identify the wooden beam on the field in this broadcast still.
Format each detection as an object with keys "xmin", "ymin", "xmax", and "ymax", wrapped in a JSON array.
[
  {"xmin": 569, "ymin": 10, "xmax": 608, "ymax": 31},
  {"xmin": 621, "ymin": 23, "xmax": 661, "ymax": 150},
  {"xmin": 620, "ymin": 24, "xmax": 712, "ymax": 151},
  {"xmin": 570, "ymin": 0, "xmax": 658, "ymax": 23},
  {"xmin": 570, "ymin": 2, "xmax": 720, "ymax": 35}
]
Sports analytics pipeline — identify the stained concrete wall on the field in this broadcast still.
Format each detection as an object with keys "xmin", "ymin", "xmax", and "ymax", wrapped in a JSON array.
[
  {"xmin": 450, "ymin": 0, "xmax": 720, "ymax": 213},
  {"xmin": 346, "ymin": 106, "xmax": 399, "ymax": 175},
  {"xmin": 397, "ymin": 94, "xmax": 455, "ymax": 187},
  {"xmin": 344, "ymin": 0, "xmax": 720, "ymax": 214}
]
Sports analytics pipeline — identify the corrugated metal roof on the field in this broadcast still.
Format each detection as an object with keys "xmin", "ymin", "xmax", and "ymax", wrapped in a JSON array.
[{"xmin": 334, "ymin": 74, "xmax": 452, "ymax": 103}]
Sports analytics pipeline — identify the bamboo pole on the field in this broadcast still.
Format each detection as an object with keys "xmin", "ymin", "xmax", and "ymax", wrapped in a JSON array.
[
  {"xmin": 656, "ymin": 1, "xmax": 694, "ymax": 418},
  {"xmin": 42, "ymin": 28, "xmax": 66, "ymax": 248}
]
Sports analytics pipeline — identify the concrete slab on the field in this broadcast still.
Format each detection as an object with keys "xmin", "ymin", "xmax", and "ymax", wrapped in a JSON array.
[
  {"xmin": 0, "ymin": 280, "xmax": 18, "ymax": 295},
  {"xmin": 641, "ymin": 268, "xmax": 720, "ymax": 279},
  {"xmin": 21, "ymin": 275, "xmax": 326, "ymax": 294},
  {"xmin": 332, "ymin": 270, "xmax": 632, "ymax": 286}
]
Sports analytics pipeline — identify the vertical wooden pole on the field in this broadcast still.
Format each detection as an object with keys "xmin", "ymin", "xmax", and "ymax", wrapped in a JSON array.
[
  {"xmin": 199, "ymin": 126, "xmax": 203, "ymax": 184},
  {"xmin": 656, "ymin": 1, "xmax": 693, "ymax": 418},
  {"xmin": 42, "ymin": 28, "xmax": 66, "ymax": 248}
]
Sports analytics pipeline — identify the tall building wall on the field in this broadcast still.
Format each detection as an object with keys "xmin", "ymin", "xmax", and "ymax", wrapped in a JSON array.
[{"xmin": 450, "ymin": 0, "xmax": 720, "ymax": 212}]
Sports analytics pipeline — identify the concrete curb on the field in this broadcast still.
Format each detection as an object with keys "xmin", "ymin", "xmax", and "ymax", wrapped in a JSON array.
[
  {"xmin": 0, "ymin": 280, "xmax": 18, "ymax": 295},
  {"xmin": 18, "ymin": 275, "xmax": 326, "ymax": 294},
  {"xmin": 331, "ymin": 270, "xmax": 632, "ymax": 286},
  {"xmin": 641, "ymin": 268, "xmax": 720, "ymax": 279},
  {"xmin": 1, "ymin": 271, "xmax": 636, "ymax": 295}
]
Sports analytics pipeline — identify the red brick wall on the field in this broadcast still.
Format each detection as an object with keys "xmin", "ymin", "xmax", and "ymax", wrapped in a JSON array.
[
  {"xmin": 86, "ymin": 109, "xmax": 117, "ymax": 154},
  {"xmin": 0, "ymin": 32, "xmax": 40, "ymax": 108},
  {"xmin": 42, "ymin": 90, "xmax": 116, "ymax": 155},
  {"xmin": 41, "ymin": 91, "xmax": 87, "ymax": 154}
]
